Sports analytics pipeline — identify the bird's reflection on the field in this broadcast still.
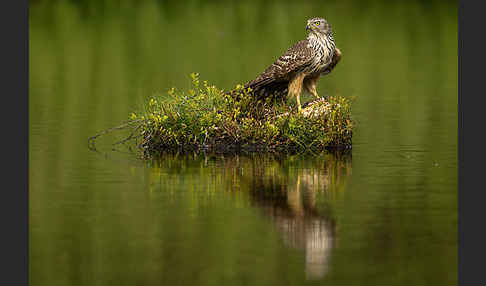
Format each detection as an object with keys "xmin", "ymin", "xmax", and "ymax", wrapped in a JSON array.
[{"xmin": 228, "ymin": 152, "xmax": 352, "ymax": 279}]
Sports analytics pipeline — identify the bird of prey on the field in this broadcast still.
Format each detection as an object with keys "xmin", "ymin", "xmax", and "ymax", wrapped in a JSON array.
[{"xmin": 243, "ymin": 17, "xmax": 341, "ymax": 112}]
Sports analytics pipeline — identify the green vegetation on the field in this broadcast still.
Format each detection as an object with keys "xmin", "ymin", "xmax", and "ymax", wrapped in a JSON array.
[{"xmin": 131, "ymin": 73, "xmax": 353, "ymax": 157}]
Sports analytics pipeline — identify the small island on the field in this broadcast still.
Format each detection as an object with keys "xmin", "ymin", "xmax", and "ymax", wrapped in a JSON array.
[{"xmin": 124, "ymin": 74, "xmax": 353, "ymax": 158}]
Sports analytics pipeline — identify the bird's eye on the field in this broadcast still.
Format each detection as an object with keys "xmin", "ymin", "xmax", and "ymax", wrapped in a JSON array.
[{"xmin": 315, "ymin": 22, "xmax": 320, "ymax": 26}]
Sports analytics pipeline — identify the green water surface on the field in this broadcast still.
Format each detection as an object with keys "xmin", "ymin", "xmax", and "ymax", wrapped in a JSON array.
[{"xmin": 30, "ymin": 1, "xmax": 457, "ymax": 285}]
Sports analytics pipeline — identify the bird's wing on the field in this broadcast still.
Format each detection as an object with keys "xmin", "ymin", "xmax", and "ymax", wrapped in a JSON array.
[{"xmin": 246, "ymin": 39, "xmax": 315, "ymax": 92}]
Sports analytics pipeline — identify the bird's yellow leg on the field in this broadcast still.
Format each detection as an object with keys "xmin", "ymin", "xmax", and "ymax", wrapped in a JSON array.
[
  {"xmin": 296, "ymin": 93, "xmax": 302, "ymax": 112},
  {"xmin": 289, "ymin": 73, "xmax": 306, "ymax": 112}
]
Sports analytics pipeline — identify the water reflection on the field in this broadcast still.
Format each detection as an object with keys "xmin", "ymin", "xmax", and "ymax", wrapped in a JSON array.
[
  {"xmin": 151, "ymin": 152, "xmax": 352, "ymax": 280},
  {"xmin": 243, "ymin": 154, "xmax": 351, "ymax": 279},
  {"xmin": 251, "ymin": 171, "xmax": 336, "ymax": 279}
]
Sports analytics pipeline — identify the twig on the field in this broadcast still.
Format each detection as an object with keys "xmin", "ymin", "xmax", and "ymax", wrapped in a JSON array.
[
  {"xmin": 112, "ymin": 124, "xmax": 143, "ymax": 146},
  {"xmin": 88, "ymin": 119, "xmax": 144, "ymax": 151}
]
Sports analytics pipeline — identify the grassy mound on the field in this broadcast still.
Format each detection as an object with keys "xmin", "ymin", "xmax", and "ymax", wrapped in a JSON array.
[{"xmin": 131, "ymin": 73, "xmax": 353, "ymax": 157}]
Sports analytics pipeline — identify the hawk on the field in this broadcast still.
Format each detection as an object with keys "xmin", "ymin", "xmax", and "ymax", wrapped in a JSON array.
[{"xmin": 243, "ymin": 17, "xmax": 341, "ymax": 112}]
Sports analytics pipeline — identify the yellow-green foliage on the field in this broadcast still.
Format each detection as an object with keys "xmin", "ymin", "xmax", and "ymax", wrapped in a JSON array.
[{"xmin": 132, "ymin": 74, "xmax": 353, "ymax": 157}]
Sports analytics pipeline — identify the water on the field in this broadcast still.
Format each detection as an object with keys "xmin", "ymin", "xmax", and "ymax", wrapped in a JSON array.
[{"xmin": 29, "ymin": 1, "xmax": 457, "ymax": 285}]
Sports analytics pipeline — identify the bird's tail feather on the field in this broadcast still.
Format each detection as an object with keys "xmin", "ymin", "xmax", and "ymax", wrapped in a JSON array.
[{"xmin": 226, "ymin": 77, "xmax": 288, "ymax": 102}]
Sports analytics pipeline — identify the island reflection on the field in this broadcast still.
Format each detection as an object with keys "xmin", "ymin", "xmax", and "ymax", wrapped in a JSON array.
[{"xmin": 150, "ymin": 151, "xmax": 352, "ymax": 280}]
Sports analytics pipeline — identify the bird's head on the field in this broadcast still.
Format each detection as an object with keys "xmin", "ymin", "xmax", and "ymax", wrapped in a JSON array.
[{"xmin": 306, "ymin": 18, "xmax": 332, "ymax": 37}]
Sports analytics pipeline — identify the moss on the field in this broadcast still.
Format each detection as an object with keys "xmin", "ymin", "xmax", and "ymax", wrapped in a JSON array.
[{"xmin": 131, "ymin": 73, "xmax": 353, "ymax": 158}]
